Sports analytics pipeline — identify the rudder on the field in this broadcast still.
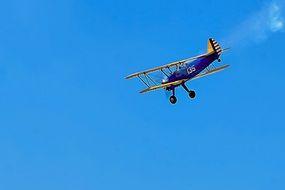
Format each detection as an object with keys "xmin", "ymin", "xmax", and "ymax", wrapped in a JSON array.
[{"xmin": 207, "ymin": 38, "xmax": 222, "ymax": 56}]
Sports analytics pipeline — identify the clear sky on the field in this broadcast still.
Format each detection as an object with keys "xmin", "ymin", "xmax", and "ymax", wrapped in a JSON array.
[{"xmin": 0, "ymin": 0, "xmax": 284, "ymax": 189}]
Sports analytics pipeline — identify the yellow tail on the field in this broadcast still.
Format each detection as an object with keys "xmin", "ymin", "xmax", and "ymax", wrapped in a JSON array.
[{"xmin": 207, "ymin": 38, "xmax": 222, "ymax": 56}]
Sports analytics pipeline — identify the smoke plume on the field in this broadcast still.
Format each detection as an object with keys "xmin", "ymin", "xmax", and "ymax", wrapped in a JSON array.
[{"xmin": 223, "ymin": 1, "xmax": 284, "ymax": 47}]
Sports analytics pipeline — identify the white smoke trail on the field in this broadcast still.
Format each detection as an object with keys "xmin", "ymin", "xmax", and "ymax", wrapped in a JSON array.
[{"xmin": 223, "ymin": 1, "xmax": 284, "ymax": 47}]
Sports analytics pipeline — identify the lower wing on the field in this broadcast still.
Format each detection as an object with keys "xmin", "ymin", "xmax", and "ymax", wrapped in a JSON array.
[
  {"xmin": 140, "ymin": 64, "xmax": 229, "ymax": 94},
  {"xmin": 140, "ymin": 79, "xmax": 186, "ymax": 94},
  {"xmin": 191, "ymin": 64, "xmax": 230, "ymax": 81}
]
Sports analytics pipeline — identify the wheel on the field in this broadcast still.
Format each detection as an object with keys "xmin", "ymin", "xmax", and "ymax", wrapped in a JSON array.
[
  {"xmin": 189, "ymin": 90, "xmax": 196, "ymax": 98},
  {"xmin": 169, "ymin": 96, "xmax": 177, "ymax": 104},
  {"xmin": 218, "ymin": 58, "xmax": 221, "ymax": 62}
]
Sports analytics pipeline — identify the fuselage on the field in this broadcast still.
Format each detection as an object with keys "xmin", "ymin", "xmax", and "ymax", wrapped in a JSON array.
[{"xmin": 166, "ymin": 53, "xmax": 219, "ymax": 88}]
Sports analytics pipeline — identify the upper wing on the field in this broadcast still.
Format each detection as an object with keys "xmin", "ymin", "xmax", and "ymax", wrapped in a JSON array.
[
  {"xmin": 125, "ymin": 52, "xmax": 214, "ymax": 79},
  {"xmin": 191, "ymin": 64, "xmax": 230, "ymax": 81},
  {"xmin": 140, "ymin": 79, "xmax": 186, "ymax": 94}
]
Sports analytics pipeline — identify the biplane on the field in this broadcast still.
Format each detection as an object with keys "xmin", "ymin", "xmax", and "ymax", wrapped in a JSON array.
[{"xmin": 125, "ymin": 38, "xmax": 230, "ymax": 104}]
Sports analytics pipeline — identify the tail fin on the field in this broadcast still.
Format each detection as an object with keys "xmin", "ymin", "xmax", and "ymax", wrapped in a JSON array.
[{"xmin": 207, "ymin": 38, "xmax": 222, "ymax": 56}]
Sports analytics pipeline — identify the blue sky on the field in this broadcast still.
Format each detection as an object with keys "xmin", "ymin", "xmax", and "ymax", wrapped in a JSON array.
[{"xmin": 0, "ymin": 0, "xmax": 285, "ymax": 189}]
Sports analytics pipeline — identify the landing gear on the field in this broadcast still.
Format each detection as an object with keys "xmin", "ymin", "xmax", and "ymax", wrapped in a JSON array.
[
  {"xmin": 188, "ymin": 90, "xmax": 196, "ymax": 98},
  {"xmin": 169, "ymin": 88, "xmax": 177, "ymax": 104},
  {"xmin": 168, "ymin": 84, "xmax": 196, "ymax": 104},
  {"xmin": 169, "ymin": 96, "xmax": 177, "ymax": 104},
  {"xmin": 181, "ymin": 83, "xmax": 196, "ymax": 99}
]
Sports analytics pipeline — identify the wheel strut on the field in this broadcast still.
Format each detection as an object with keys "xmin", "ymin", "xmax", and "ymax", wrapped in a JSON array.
[
  {"xmin": 169, "ymin": 88, "xmax": 177, "ymax": 104},
  {"xmin": 181, "ymin": 83, "xmax": 196, "ymax": 99}
]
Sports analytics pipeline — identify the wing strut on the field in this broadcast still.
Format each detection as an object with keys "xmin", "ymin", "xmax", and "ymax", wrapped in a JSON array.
[
  {"xmin": 138, "ymin": 75, "xmax": 150, "ymax": 87},
  {"xmin": 137, "ymin": 73, "xmax": 158, "ymax": 88},
  {"xmin": 161, "ymin": 69, "xmax": 170, "ymax": 77}
]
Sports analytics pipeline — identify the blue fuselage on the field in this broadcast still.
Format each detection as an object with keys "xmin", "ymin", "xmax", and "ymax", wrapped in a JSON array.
[{"xmin": 167, "ymin": 53, "xmax": 219, "ymax": 88}]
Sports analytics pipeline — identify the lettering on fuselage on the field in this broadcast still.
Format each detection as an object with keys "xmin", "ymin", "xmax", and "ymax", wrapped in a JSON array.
[{"xmin": 187, "ymin": 66, "xmax": 196, "ymax": 75}]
